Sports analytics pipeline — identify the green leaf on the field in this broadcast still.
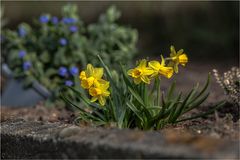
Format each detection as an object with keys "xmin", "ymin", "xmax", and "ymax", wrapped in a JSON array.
[
  {"xmin": 176, "ymin": 101, "xmax": 226, "ymax": 123},
  {"xmin": 128, "ymin": 87, "xmax": 145, "ymax": 107},
  {"xmin": 167, "ymin": 81, "xmax": 176, "ymax": 101},
  {"xmin": 126, "ymin": 101, "xmax": 143, "ymax": 122},
  {"xmin": 189, "ymin": 74, "xmax": 210, "ymax": 104},
  {"xmin": 172, "ymin": 89, "xmax": 195, "ymax": 122}
]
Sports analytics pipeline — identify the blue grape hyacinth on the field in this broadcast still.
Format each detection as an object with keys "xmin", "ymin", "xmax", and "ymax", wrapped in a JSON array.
[
  {"xmin": 23, "ymin": 61, "xmax": 32, "ymax": 71},
  {"xmin": 59, "ymin": 38, "xmax": 67, "ymax": 46},
  {"xmin": 65, "ymin": 80, "xmax": 74, "ymax": 86},
  {"xmin": 69, "ymin": 25, "xmax": 78, "ymax": 33},
  {"xmin": 51, "ymin": 16, "xmax": 59, "ymax": 24},
  {"xmin": 18, "ymin": 50, "xmax": 26, "ymax": 58},
  {"xmin": 62, "ymin": 17, "xmax": 77, "ymax": 24},
  {"xmin": 58, "ymin": 67, "xmax": 68, "ymax": 77},
  {"xmin": 39, "ymin": 15, "xmax": 50, "ymax": 23},
  {"xmin": 18, "ymin": 26, "xmax": 27, "ymax": 37},
  {"xmin": 70, "ymin": 66, "xmax": 79, "ymax": 76}
]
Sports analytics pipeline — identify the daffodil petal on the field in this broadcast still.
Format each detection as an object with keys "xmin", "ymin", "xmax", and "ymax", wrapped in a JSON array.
[
  {"xmin": 79, "ymin": 71, "xmax": 86, "ymax": 80},
  {"xmin": 160, "ymin": 55, "xmax": 165, "ymax": 66},
  {"xmin": 90, "ymin": 97, "xmax": 98, "ymax": 103},
  {"xmin": 144, "ymin": 68, "xmax": 154, "ymax": 75},
  {"xmin": 141, "ymin": 75, "xmax": 150, "ymax": 84},
  {"xmin": 148, "ymin": 61, "xmax": 161, "ymax": 70},
  {"xmin": 94, "ymin": 68, "xmax": 104, "ymax": 79},
  {"xmin": 170, "ymin": 45, "xmax": 176, "ymax": 55},
  {"xmin": 103, "ymin": 90, "xmax": 110, "ymax": 97},
  {"xmin": 127, "ymin": 69, "xmax": 134, "ymax": 76},
  {"xmin": 139, "ymin": 59, "xmax": 147, "ymax": 68},
  {"xmin": 86, "ymin": 64, "xmax": 94, "ymax": 77},
  {"xmin": 99, "ymin": 96, "xmax": 106, "ymax": 106},
  {"xmin": 177, "ymin": 49, "xmax": 184, "ymax": 55}
]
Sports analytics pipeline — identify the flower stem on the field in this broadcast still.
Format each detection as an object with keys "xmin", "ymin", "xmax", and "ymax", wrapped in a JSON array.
[{"xmin": 156, "ymin": 77, "xmax": 161, "ymax": 106}]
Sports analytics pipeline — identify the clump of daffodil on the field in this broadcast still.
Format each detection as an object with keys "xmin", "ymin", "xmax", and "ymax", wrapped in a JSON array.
[
  {"xmin": 79, "ymin": 64, "xmax": 110, "ymax": 106},
  {"xmin": 148, "ymin": 55, "xmax": 173, "ymax": 79},
  {"xmin": 127, "ymin": 59, "xmax": 154, "ymax": 84},
  {"xmin": 169, "ymin": 45, "xmax": 188, "ymax": 73},
  {"xmin": 61, "ymin": 49, "xmax": 224, "ymax": 131}
]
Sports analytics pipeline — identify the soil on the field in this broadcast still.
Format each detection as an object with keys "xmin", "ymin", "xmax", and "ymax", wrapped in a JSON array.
[
  {"xmin": 1, "ymin": 104, "xmax": 76, "ymax": 124},
  {"xmin": 1, "ymin": 104, "xmax": 239, "ymax": 141}
]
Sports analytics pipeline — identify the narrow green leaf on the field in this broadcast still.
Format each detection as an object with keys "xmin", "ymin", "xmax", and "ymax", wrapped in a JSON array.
[
  {"xmin": 172, "ymin": 89, "xmax": 195, "ymax": 122},
  {"xmin": 167, "ymin": 81, "xmax": 176, "ymax": 101},
  {"xmin": 118, "ymin": 108, "xmax": 126, "ymax": 129},
  {"xmin": 189, "ymin": 74, "xmax": 210, "ymax": 104},
  {"xmin": 128, "ymin": 87, "xmax": 145, "ymax": 107},
  {"xmin": 183, "ymin": 93, "xmax": 210, "ymax": 114},
  {"xmin": 176, "ymin": 101, "xmax": 226, "ymax": 123},
  {"xmin": 126, "ymin": 101, "xmax": 143, "ymax": 121}
]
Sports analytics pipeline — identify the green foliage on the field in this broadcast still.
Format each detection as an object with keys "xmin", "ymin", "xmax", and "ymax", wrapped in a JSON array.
[
  {"xmin": 1, "ymin": 4, "xmax": 138, "ymax": 104},
  {"xmin": 86, "ymin": 6, "xmax": 138, "ymax": 68},
  {"xmin": 61, "ymin": 56, "xmax": 225, "ymax": 130}
]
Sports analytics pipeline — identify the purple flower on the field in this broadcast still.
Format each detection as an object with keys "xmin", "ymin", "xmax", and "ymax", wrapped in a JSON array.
[
  {"xmin": 69, "ymin": 25, "xmax": 78, "ymax": 33},
  {"xmin": 58, "ymin": 66, "xmax": 67, "ymax": 77},
  {"xmin": 65, "ymin": 80, "xmax": 74, "ymax": 86},
  {"xmin": 51, "ymin": 16, "xmax": 59, "ymax": 24},
  {"xmin": 59, "ymin": 38, "xmax": 67, "ymax": 46},
  {"xmin": 69, "ymin": 66, "xmax": 79, "ymax": 76},
  {"xmin": 23, "ymin": 61, "xmax": 31, "ymax": 71},
  {"xmin": 39, "ymin": 15, "xmax": 49, "ymax": 23},
  {"xmin": 18, "ymin": 26, "xmax": 27, "ymax": 37},
  {"xmin": 18, "ymin": 50, "xmax": 26, "ymax": 58},
  {"xmin": 62, "ymin": 17, "xmax": 77, "ymax": 24}
]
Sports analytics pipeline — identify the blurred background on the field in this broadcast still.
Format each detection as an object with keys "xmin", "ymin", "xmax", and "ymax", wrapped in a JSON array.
[{"xmin": 1, "ymin": 1, "xmax": 239, "ymax": 63}]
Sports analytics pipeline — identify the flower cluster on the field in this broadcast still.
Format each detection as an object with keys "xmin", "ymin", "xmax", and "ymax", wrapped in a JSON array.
[
  {"xmin": 58, "ymin": 66, "xmax": 79, "ymax": 86},
  {"xmin": 62, "ymin": 54, "xmax": 223, "ymax": 130},
  {"xmin": 79, "ymin": 64, "xmax": 110, "ymax": 106},
  {"xmin": 2, "ymin": 4, "xmax": 138, "ymax": 105},
  {"xmin": 128, "ymin": 46, "xmax": 188, "ymax": 84}
]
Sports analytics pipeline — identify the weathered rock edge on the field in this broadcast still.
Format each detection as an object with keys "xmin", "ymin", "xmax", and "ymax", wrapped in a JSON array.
[{"xmin": 1, "ymin": 119, "xmax": 239, "ymax": 159}]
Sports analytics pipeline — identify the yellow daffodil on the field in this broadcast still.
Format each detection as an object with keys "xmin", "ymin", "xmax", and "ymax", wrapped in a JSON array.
[
  {"xmin": 79, "ymin": 64, "xmax": 104, "ymax": 89},
  {"xmin": 79, "ymin": 71, "xmax": 86, "ymax": 80},
  {"xmin": 169, "ymin": 45, "xmax": 188, "ymax": 73},
  {"xmin": 148, "ymin": 56, "xmax": 173, "ymax": 79},
  {"xmin": 127, "ymin": 59, "xmax": 154, "ymax": 84},
  {"xmin": 81, "ymin": 77, "xmax": 95, "ymax": 89},
  {"xmin": 89, "ymin": 81, "xmax": 110, "ymax": 106}
]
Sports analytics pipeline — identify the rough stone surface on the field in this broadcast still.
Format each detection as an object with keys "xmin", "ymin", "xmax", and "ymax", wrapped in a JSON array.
[{"xmin": 1, "ymin": 119, "xmax": 239, "ymax": 159}]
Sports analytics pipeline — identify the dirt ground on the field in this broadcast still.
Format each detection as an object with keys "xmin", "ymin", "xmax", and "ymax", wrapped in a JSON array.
[{"xmin": 1, "ymin": 103, "xmax": 239, "ymax": 141}]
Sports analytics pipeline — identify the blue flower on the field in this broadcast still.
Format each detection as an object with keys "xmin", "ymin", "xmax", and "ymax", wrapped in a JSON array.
[
  {"xmin": 69, "ymin": 66, "xmax": 79, "ymax": 76},
  {"xmin": 51, "ymin": 16, "xmax": 59, "ymax": 24},
  {"xmin": 39, "ymin": 15, "xmax": 49, "ymax": 23},
  {"xmin": 62, "ymin": 17, "xmax": 77, "ymax": 24},
  {"xmin": 18, "ymin": 50, "xmax": 26, "ymax": 58},
  {"xmin": 65, "ymin": 80, "xmax": 74, "ymax": 86},
  {"xmin": 69, "ymin": 25, "xmax": 78, "ymax": 33},
  {"xmin": 23, "ymin": 61, "xmax": 31, "ymax": 71},
  {"xmin": 18, "ymin": 27, "xmax": 27, "ymax": 37},
  {"xmin": 58, "ymin": 67, "xmax": 68, "ymax": 77},
  {"xmin": 59, "ymin": 38, "xmax": 67, "ymax": 46}
]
